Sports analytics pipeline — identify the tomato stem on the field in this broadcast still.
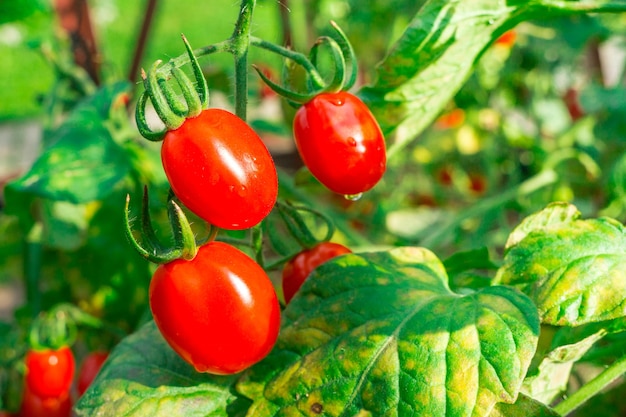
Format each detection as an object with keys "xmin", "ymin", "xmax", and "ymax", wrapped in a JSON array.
[
  {"xmin": 554, "ymin": 353, "xmax": 626, "ymax": 415},
  {"xmin": 250, "ymin": 36, "xmax": 326, "ymax": 89},
  {"xmin": 230, "ymin": 0, "xmax": 256, "ymax": 121},
  {"xmin": 24, "ymin": 222, "xmax": 43, "ymax": 318}
]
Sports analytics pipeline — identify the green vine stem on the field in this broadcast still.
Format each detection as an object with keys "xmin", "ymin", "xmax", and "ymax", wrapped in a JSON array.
[
  {"xmin": 24, "ymin": 222, "xmax": 43, "ymax": 318},
  {"xmin": 230, "ymin": 0, "xmax": 255, "ymax": 121},
  {"xmin": 554, "ymin": 354, "xmax": 626, "ymax": 415}
]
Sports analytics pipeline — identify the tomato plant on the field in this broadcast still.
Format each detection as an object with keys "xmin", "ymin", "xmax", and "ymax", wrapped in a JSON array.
[
  {"xmin": 4, "ymin": 0, "xmax": 626, "ymax": 416},
  {"xmin": 293, "ymin": 91, "xmax": 386, "ymax": 197},
  {"xmin": 161, "ymin": 108, "xmax": 278, "ymax": 230},
  {"xmin": 282, "ymin": 242, "xmax": 352, "ymax": 304},
  {"xmin": 149, "ymin": 241, "xmax": 280, "ymax": 375},
  {"xmin": 76, "ymin": 351, "xmax": 108, "ymax": 397},
  {"xmin": 24, "ymin": 347, "xmax": 75, "ymax": 400}
]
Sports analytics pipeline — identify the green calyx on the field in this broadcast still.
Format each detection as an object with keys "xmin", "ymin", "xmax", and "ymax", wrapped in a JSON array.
[
  {"xmin": 29, "ymin": 308, "xmax": 78, "ymax": 350},
  {"xmin": 252, "ymin": 20, "xmax": 357, "ymax": 105},
  {"xmin": 124, "ymin": 186, "xmax": 214, "ymax": 264},
  {"xmin": 135, "ymin": 34, "xmax": 209, "ymax": 141}
]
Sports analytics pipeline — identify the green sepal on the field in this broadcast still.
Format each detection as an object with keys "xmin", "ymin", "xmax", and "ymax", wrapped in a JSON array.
[
  {"xmin": 310, "ymin": 35, "xmax": 346, "ymax": 94},
  {"xmin": 157, "ymin": 70, "xmax": 189, "ymax": 118},
  {"xmin": 329, "ymin": 20, "xmax": 357, "ymax": 90},
  {"xmin": 143, "ymin": 61, "xmax": 186, "ymax": 130},
  {"xmin": 123, "ymin": 187, "xmax": 201, "ymax": 264},
  {"xmin": 171, "ymin": 66, "xmax": 203, "ymax": 118},
  {"xmin": 252, "ymin": 65, "xmax": 318, "ymax": 104},
  {"xmin": 181, "ymin": 34, "xmax": 209, "ymax": 109},
  {"xmin": 29, "ymin": 309, "xmax": 78, "ymax": 350},
  {"xmin": 134, "ymin": 92, "xmax": 167, "ymax": 142},
  {"xmin": 167, "ymin": 199, "xmax": 197, "ymax": 261}
]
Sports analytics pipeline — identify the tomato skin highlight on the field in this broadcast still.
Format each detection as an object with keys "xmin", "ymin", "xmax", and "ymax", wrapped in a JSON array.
[
  {"xmin": 293, "ymin": 92, "xmax": 386, "ymax": 195},
  {"xmin": 150, "ymin": 241, "xmax": 281, "ymax": 375},
  {"xmin": 76, "ymin": 351, "xmax": 109, "ymax": 397},
  {"xmin": 24, "ymin": 347, "xmax": 75, "ymax": 400},
  {"xmin": 161, "ymin": 109, "xmax": 278, "ymax": 230},
  {"xmin": 282, "ymin": 242, "xmax": 352, "ymax": 304}
]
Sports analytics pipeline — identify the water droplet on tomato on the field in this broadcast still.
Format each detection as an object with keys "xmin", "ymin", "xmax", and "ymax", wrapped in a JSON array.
[
  {"xmin": 331, "ymin": 97, "xmax": 344, "ymax": 106},
  {"xmin": 238, "ymin": 185, "xmax": 247, "ymax": 196},
  {"xmin": 344, "ymin": 193, "xmax": 363, "ymax": 201},
  {"xmin": 347, "ymin": 137, "xmax": 357, "ymax": 147}
]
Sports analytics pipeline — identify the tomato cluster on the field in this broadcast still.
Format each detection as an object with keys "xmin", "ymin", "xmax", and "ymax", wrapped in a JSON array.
[{"xmin": 18, "ymin": 348, "xmax": 107, "ymax": 417}]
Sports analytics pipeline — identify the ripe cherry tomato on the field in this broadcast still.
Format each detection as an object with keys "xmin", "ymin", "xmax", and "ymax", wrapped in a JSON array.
[
  {"xmin": 563, "ymin": 88, "xmax": 585, "ymax": 121},
  {"xmin": 19, "ymin": 385, "xmax": 71, "ymax": 417},
  {"xmin": 77, "ymin": 351, "xmax": 109, "ymax": 397},
  {"xmin": 282, "ymin": 242, "xmax": 352, "ymax": 304},
  {"xmin": 161, "ymin": 108, "xmax": 278, "ymax": 230},
  {"xmin": 24, "ymin": 346, "xmax": 75, "ymax": 399},
  {"xmin": 434, "ymin": 108, "xmax": 465, "ymax": 130},
  {"xmin": 150, "ymin": 241, "xmax": 281, "ymax": 375},
  {"xmin": 494, "ymin": 30, "xmax": 517, "ymax": 48},
  {"xmin": 293, "ymin": 92, "xmax": 386, "ymax": 196}
]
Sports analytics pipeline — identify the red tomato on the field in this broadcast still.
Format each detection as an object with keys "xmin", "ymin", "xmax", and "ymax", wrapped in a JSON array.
[
  {"xmin": 495, "ymin": 30, "xmax": 517, "ymax": 48},
  {"xmin": 468, "ymin": 173, "xmax": 487, "ymax": 195},
  {"xmin": 563, "ymin": 88, "xmax": 585, "ymax": 121},
  {"xmin": 77, "ymin": 351, "xmax": 109, "ymax": 397},
  {"xmin": 293, "ymin": 92, "xmax": 386, "ymax": 196},
  {"xmin": 19, "ymin": 385, "xmax": 71, "ymax": 417},
  {"xmin": 150, "ymin": 241, "xmax": 281, "ymax": 375},
  {"xmin": 434, "ymin": 108, "xmax": 465, "ymax": 130},
  {"xmin": 282, "ymin": 242, "xmax": 352, "ymax": 304},
  {"xmin": 161, "ymin": 109, "xmax": 278, "ymax": 230},
  {"xmin": 24, "ymin": 347, "xmax": 75, "ymax": 400}
]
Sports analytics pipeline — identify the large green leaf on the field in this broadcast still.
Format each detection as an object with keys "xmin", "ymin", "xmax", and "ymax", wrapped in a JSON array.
[
  {"xmin": 496, "ymin": 203, "xmax": 626, "ymax": 326},
  {"xmin": 75, "ymin": 320, "xmax": 248, "ymax": 417},
  {"xmin": 359, "ymin": 0, "xmax": 626, "ymax": 158},
  {"xmin": 240, "ymin": 247, "xmax": 539, "ymax": 417},
  {"xmin": 7, "ymin": 82, "xmax": 132, "ymax": 204}
]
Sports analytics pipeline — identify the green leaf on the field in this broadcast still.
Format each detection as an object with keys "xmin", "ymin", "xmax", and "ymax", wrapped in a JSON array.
[
  {"xmin": 496, "ymin": 203, "xmax": 626, "ymax": 326},
  {"xmin": 75, "ymin": 320, "xmax": 246, "ymax": 417},
  {"xmin": 489, "ymin": 393, "xmax": 560, "ymax": 417},
  {"xmin": 523, "ymin": 329, "xmax": 606, "ymax": 404},
  {"xmin": 240, "ymin": 247, "xmax": 539, "ymax": 417},
  {"xmin": 359, "ymin": 0, "xmax": 626, "ymax": 158},
  {"xmin": 0, "ymin": 0, "xmax": 49, "ymax": 24},
  {"xmin": 7, "ymin": 82, "xmax": 132, "ymax": 204},
  {"xmin": 503, "ymin": 202, "xmax": 581, "ymax": 250}
]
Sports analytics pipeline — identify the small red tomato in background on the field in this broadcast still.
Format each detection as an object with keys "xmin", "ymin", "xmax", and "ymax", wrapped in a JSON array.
[
  {"xmin": 150, "ymin": 241, "xmax": 281, "ymax": 375},
  {"xmin": 77, "ymin": 351, "xmax": 109, "ymax": 397},
  {"xmin": 24, "ymin": 347, "xmax": 75, "ymax": 399},
  {"xmin": 161, "ymin": 108, "xmax": 278, "ymax": 230},
  {"xmin": 495, "ymin": 30, "xmax": 517, "ymax": 48},
  {"xmin": 468, "ymin": 173, "xmax": 487, "ymax": 195},
  {"xmin": 19, "ymin": 385, "xmax": 72, "ymax": 417},
  {"xmin": 434, "ymin": 108, "xmax": 465, "ymax": 130},
  {"xmin": 293, "ymin": 92, "xmax": 386, "ymax": 196},
  {"xmin": 563, "ymin": 88, "xmax": 585, "ymax": 121},
  {"xmin": 282, "ymin": 242, "xmax": 352, "ymax": 304}
]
